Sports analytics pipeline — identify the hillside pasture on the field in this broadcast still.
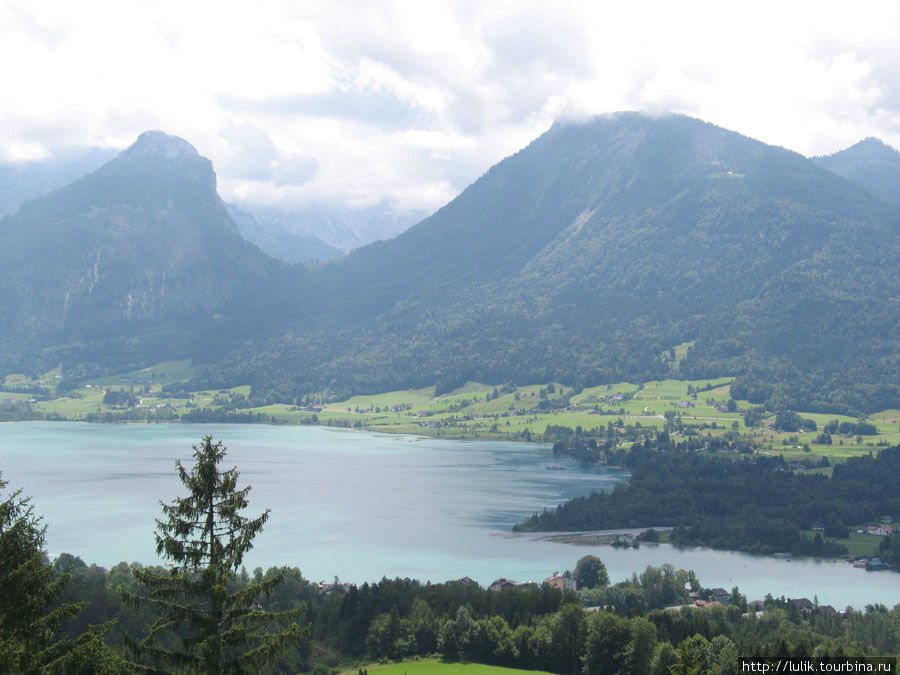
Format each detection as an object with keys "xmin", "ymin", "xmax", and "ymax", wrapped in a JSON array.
[{"xmin": 84, "ymin": 359, "xmax": 196, "ymax": 387}]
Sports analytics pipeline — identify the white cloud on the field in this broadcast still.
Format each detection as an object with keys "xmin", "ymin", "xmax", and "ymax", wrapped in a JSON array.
[
  {"xmin": 2, "ymin": 0, "xmax": 899, "ymax": 212},
  {"xmin": 6, "ymin": 141, "xmax": 50, "ymax": 162}
]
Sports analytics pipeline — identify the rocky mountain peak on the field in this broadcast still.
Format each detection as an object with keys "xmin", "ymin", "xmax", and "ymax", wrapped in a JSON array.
[
  {"xmin": 128, "ymin": 130, "xmax": 201, "ymax": 160},
  {"xmin": 114, "ymin": 130, "xmax": 216, "ymax": 193}
]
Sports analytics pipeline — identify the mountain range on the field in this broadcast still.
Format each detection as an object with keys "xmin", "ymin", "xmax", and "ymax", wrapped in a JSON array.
[
  {"xmin": 1, "ymin": 114, "xmax": 898, "ymax": 414},
  {"xmin": 236, "ymin": 202, "xmax": 428, "ymax": 255},
  {"xmin": 225, "ymin": 203, "xmax": 344, "ymax": 265},
  {"xmin": 813, "ymin": 137, "xmax": 900, "ymax": 206},
  {"xmin": 0, "ymin": 146, "xmax": 422, "ymax": 266}
]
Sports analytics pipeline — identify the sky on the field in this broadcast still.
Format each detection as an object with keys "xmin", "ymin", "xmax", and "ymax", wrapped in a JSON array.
[{"xmin": 2, "ymin": 0, "xmax": 899, "ymax": 215}]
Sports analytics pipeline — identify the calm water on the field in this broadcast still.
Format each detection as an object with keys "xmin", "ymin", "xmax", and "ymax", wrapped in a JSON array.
[{"xmin": 2, "ymin": 422, "xmax": 899, "ymax": 609}]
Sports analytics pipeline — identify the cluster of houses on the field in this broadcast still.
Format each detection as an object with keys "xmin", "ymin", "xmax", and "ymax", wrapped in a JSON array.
[
  {"xmin": 687, "ymin": 587, "xmax": 731, "ymax": 608},
  {"xmin": 852, "ymin": 558, "xmax": 887, "ymax": 571},
  {"xmin": 315, "ymin": 574, "xmax": 578, "ymax": 595},
  {"xmin": 858, "ymin": 519, "xmax": 895, "ymax": 536},
  {"xmin": 318, "ymin": 580, "xmax": 357, "ymax": 594},
  {"xmin": 674, "ymin": 591, "xmax": 841, "ymax": 616},
  {"xmin": 487, "ymin": 573, "xmax": 577, "ymax": 592},
  {"xmin": 315, "ymin": 575, "xmax": 851, "ymax": 619},
  {"xmin": 136, "ymin": 400, "xmax": 182, "ymax": 410},
  {"xmin": 779, "ymin": 598, "xmax": 841, "ymax": 616}
]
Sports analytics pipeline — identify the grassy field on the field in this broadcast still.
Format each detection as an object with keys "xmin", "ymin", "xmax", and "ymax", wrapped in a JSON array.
[
  {"xmin": 342, "ymin": 660, "xmax": 553, "ymax": 675},
  {"xmin": 258, "ymin": 376, "xmax": 900, "ymax": 457},
  {"xmin": 0, "ymin": 391, "xmax": 31, "ymax": 401},
  {"xmin": 34, "ymin": 388, "xmax": 107, "ymax": 418},
  {"xmin": 84, "ymin": 359, "xmax": 196, "ymax": 387},
  {"xmin": 799, "ymin": 526, "xmax": 898, "ymax": 559},
  {"xmin": 6, "ymin": 360, "xmax": 900, "ymax": 460},
  {"xmin": 841, "ymin": 532, "xmax": 883, "ymax": 558}
]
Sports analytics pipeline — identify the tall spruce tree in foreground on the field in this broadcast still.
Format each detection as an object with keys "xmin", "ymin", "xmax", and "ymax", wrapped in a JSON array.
[
  {"xmin": 122, "ymin": 436, "xmax": 307, "ymax": 673},
  {"xmin": 0, "ymin": 474, "xmax": 120, "ymax": 673}
]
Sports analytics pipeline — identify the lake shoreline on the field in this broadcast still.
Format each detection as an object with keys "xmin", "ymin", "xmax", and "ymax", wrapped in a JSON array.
[
  {"xmin": 0, "ymin": 415, "xmax": 517, "ymax": 444},
  {"xmin": 3, "ymin": 421, "xmax": 898, "ymax": 607}
]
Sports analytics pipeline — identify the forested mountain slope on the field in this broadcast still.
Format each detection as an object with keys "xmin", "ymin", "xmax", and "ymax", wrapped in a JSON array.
[
  {"xmin": 209, "ymin": 114, "xmax": 900, "ymax": 412},
  {"xmin": 2, "ymin": 115, "xmax": 898, "ymax": 413},
  {"xmin": 0, "ymin": 131, "xmax": 289, "ymax": 372},
  {"xmin": 813, "ymin": 137, "xmax": 900, "ymax": 206}
]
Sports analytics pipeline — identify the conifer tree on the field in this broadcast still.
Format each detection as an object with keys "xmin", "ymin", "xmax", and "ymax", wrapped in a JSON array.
[
  {"xmin": 122, "ymin": 436, "xmax": 307, "ymax": 673},
  {"xmin": 0, "ymin": 474, "xmax": 120, "ymax": 673}
]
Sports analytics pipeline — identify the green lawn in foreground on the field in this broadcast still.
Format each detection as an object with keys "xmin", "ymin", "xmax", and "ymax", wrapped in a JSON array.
[{"xmin": 343, "ymin": 660, "xmax": 553, "ymax": 675}]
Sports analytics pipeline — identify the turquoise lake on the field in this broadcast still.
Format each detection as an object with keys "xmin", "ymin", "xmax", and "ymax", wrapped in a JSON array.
[{"xmin": 2, "ymin": 421, "xmax": 899, "ymax": 609}]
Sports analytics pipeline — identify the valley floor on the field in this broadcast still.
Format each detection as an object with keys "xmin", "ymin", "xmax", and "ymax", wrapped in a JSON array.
[{"xmin": 4, "ymin": 363, "xmax": 898, "ymax": 467}]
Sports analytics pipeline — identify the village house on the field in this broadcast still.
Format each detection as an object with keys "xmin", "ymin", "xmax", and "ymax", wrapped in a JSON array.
[
  {"xmin": 864, "ymin": 524, "xmax": 892, "ymax": 536},
  {"xmin": 791, "ymin": 598, "xmax": 815, "ymax": 614},
  {"xmin": 710, "ymin": 588, "xmax": 730, "ymax": 604},
  {"xmin": 489, "ymin": 578, "xmax": 521, "ymax": 591},
  {"xmin": 318, "ymin": 581, "xmax": 357, "ymax": 594},
  {"xmin": 543, "ymin": 572, "xmax": 576, "ymax": 592}
]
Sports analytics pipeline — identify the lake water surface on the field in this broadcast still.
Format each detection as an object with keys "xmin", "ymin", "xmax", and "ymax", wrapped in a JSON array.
[{"xmin": 2, "ymin": 422, "xmax": 899, "ymax": 609}]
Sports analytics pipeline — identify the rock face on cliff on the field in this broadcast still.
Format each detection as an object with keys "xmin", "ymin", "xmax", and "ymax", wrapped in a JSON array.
[{"xmin": 0, "ymin": 131, "xmax": 285, "ymax": 367}]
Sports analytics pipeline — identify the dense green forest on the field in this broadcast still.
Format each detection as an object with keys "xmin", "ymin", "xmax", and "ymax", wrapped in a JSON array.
[
  {"xmin": 17, "ymin": 551, "xmax": 900, "ymax": 674},
  {"xmin": 517, "ymin": 439, "xmax": 900, "ymax": 557},
  {"xmin": 189, "ymin": 115, "xmax": 900, "ymax": 414}
]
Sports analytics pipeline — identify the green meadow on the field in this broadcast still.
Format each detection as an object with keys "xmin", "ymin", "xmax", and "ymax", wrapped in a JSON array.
[
  {"xmin": 3, "ymin": 361, "xmax": 899, "ymax": 463},
  {"xmin": 84, "ymin": 359, "xmax": 197, "ymax": 387}
]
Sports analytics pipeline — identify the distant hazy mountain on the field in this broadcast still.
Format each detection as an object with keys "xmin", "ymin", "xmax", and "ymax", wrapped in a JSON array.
[
  {"xmin": 225, "ymin": 203, "xmax": 343, "ymax": 265},
  {"xmin": 0, "ymin": 131, "xmax": 286, "ymax": 370},
  {"xmin": 813, "ymin": 138, "xmax": 900, "ymax": 206},
  {"xmin": 238, "ymin": 202, "xmax": 428, "ymax": 253},
  {"xmin": 0, "ymin": 147, "xmax": 117, "ymax": 218}
]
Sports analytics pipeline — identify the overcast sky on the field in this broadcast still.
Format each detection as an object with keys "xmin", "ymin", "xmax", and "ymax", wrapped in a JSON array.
[{"xmin": 2, "ymin": 0, "xmax": 899, "ymax": 214}]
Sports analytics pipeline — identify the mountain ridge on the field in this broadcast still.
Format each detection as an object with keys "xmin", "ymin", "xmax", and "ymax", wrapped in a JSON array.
[
  {"xmin": 2, "ymin": 115, "xmax": 899, "ymax": 413},
  {"xmin": 240, "ymin": 113, "xmax": 900, "ymax": 411},
  {"xmin": 813, "ymin": 137, "xmax": 900, "ymax": 206},
  {"xmin": 0, "ymin": 132, "xmax": 287, "ymax": 371}
]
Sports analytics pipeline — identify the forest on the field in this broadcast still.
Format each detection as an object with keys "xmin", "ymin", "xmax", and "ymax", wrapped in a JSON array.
[
  {"xmin": 11, "ymin": 546, "xmax": 900, "ymax": 674},
  {"xmin": 517, "ymin": 438, "xmax": 900, "ymax": 557}
]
